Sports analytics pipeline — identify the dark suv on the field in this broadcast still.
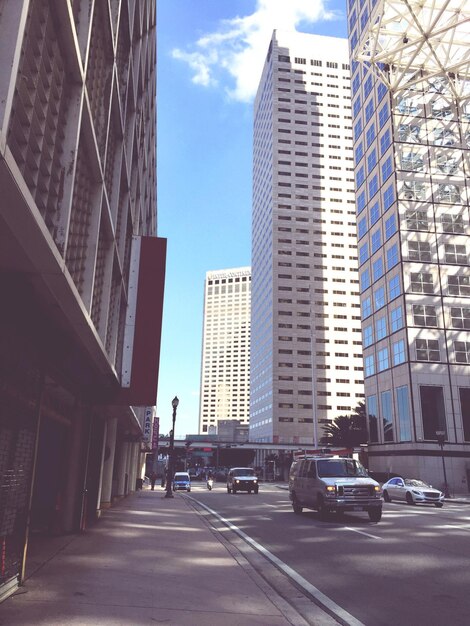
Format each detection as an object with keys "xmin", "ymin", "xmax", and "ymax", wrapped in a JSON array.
[{"xmin": 227, "ymin": 467, "xmax": 259, "ymax": 494}]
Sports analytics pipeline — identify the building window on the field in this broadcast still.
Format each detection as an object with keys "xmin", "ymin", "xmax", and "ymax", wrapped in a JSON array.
[
  {"xmin": 368, "ymin": 148, "xmax": 377, "ymax": 172},
  {"xmin": 374, "ymin": 285, "xmax": 385, "ymax": 310},
  {"xmin": 390, "ymin": 305, "xmax": 404, "ymax": 332},
  {"xmin": 370, "ymin": 201, "xmax": 380, "ymax": 225},
  {"xmin": 363, "ymin": 324, "xmax": 373, "ymax": 347},
  {"xmin": 412, "ymin": 304, "xmax": 437, "ymax": 327},
  {"xmin": 366, "ymin": 123, "xmax": 376, "ymax": 147},
  {"xmin": 406, "ymin": 208, "xmax": 428, "ymax": 230},
  {"xmin": 433, "ymin": 128, "xmax": 455, "ymax": 145},
  {"xmin": 385, "ymin": 214, "xmax": 397, "ymax": 239},
  {"xmin": 371, "ymin": 229, "xmax": 382, "ymax": 253},
  {"xmin": 410, "ymin": 272, "xmax": 434, "ymax": 294},
  {"xmin": 376, "ymin": 315, "xmax": 387, "ymax": 340},
  {"xmin": 369, "ymin": 174, "xmax": 379, "ymax": 198},
  {"xmin": 436, "ymin": 153, "xmax": 459, "ymax": 174},
  {"xmin": 373, "ymin": 257, "xmax": 384, "ymax": 281},
  {"xmin": 365, "ymin": 354, "xmax": 375, "ymax": 377},
  {"xmin": 455, "ymin": 341, "xmax": 470, "ymax": 364},
  {"xmin": 359, "ymin": 242, "xmax": 369, "ymax": 265},
  {"xmin": 448, "ymin": 275, "xmax": 470, "ymax": 296},
  {"xmin": 396, "ymin": 386, "xmax": 412, "ymax": 441},
  {"xmin": 381, "ymin": 390, "xmax": 394, "ymax": 441},
  {"xmin": 381, "ymin": 156, "xmax": 393, "ymax": 181},
  {"xmin": 450, "ymin": 307, "xmax": 470, "ymax": 329},
  {"xmin": 437, "ymin": 183, "xmax": 461, "ymax": 203},
  {"xmin": 408, "ymin": 240, "xmax": 432, "ymax": 262},
  {"xmin": 398, "ymin": 124, "xmax": 420, "ymax": 142},
  {"xmin": 360, "ymin": 268, "xmax": 371, "ymax": 291},
  {"xmin": 416, "ymin": 339, "xmax": 440, "ymax": 362},
  {"xmin": 388, "ymin": 274, "xmax": 400, "ymax": 299},
  {"xmin": 400, "ymin": 151, "xmax": 424, "ymax": 172},
  {"xmin": 444, "ymin": 244, "xmax": 467, "ymax": 265},
  {"xmin": 367, "ymin": 394, "xmax": 379, "ymax": 442},
  {"xmin": 441, "ymin": 214, "xmax": 464, "ymax": 233},
  {"xmin": 393, "ymin": 339, "xmax": 406, "ymax": 365},
  {"xmin": 358, "ymin": 216, "xmax": 367, "ymax": 239},
  {"xmin": 383, "ymin": 184, "xmax": 395, "ymax": 210},
  {"xmin": 378, "ymin": 102, "xmax": 389, "ymax": 128},
  {"xmin": 402, "ymin": 181, "xmax": 426, "ymax": 202},
  {"xmin": 378, "ymin": 347, "xmax": 389, "ymax": 371},
  {"xmin": 459, "ymin": 388, "xmax": 470, "ymax": 441},
  {"xmin": 420, "ymin": 386, "xmax": 446, "ymax": 440},
  {"xmin": 380, "ymin": 129, "xmax": 391, "ymax": 154},
  {"xmin": 386, "ymin": 243, "xmax": 399, "ymax": 269},
  {"xmin": 362, "ymin": 296, "xmax": 372, "ymax": 319},
  {"xmin": 357, "ymin": 190, "xmax": 366, "ymax": 213}
]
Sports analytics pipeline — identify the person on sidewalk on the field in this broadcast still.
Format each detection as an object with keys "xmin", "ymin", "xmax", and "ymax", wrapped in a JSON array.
[{"xmin": 150, "ymin": 471, "xmax": 157, "ymax": 490}]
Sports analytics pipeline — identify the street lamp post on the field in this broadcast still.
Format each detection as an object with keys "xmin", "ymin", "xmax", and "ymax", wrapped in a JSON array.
[
  {"xmin": 435, "ymin": 430, "xmax": 451, "ymax": 498},
  {"xmin": 164, "ymin": 396, "xmax": 179, "ymax": 499}
]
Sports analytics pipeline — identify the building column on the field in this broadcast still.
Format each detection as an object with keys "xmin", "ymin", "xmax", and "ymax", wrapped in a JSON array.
[
  {"xmin": 115, "ymin": 440, "xmax": 128, "ymax": 498},
  {"xmin": 100, "ymin": 417, "xmax": 118, "ymax": 510},
  {"xmin": 62, "ymin": 405, "xmax": 86, "ymax": 532},
  {"xmin": 94, "ymin": 418, "xmax": 108, "ymax": 518}
]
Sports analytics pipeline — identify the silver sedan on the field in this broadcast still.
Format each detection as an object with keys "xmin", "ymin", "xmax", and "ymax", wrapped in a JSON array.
[{"xmin": 382, "ymin": 477, "xmax": 444, "ymax": 507}]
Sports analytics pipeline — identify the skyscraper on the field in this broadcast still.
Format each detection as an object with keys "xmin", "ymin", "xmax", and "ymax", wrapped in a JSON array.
[
  {"xmin": 199, "ymin": 267, "xmax": 251, "ymax": 434},
  {"xmin": 250, "ymin": 31, "xmax": 364, "ymax": 445},
  {"xmin": 348, "ymin": 1, "xmax": 470, "ymax": 490}
]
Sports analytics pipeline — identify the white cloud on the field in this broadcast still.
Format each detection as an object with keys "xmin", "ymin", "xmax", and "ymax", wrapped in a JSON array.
[{"xmin": 171, "ymin": 0, "xmax": 340, "ymax": 102}]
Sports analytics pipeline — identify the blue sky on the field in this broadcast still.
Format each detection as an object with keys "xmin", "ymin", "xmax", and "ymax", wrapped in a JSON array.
[{"xmin": 156, "ymin": 0, "xmax": 348, "ymax": 437}]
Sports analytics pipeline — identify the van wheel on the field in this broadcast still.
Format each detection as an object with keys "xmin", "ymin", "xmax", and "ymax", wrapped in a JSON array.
[
  {"xmin": 254, "ymin": 486, "xmax": 259, "ymax": 494},
  {"xmin": 232, "ymin": 487, "xmax": 237, "ymax": 494},
  {"xmin": 227, "ymin": 486, "xmax": 231, "ymax": 493},
  {"xmin": 368, "ymin": 508, "xmax": 382, "ymax": 522},
  {"xmin": 292, "ymin": 496, "xmax": 303, "ymax": 514},
  {"xmin": 317, "ymin": 496, "xmax": 328, "ymax": 520}
]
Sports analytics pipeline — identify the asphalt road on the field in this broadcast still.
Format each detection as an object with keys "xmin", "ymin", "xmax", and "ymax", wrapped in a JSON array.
[{"xmin": 186, "ymin": 482, "xmax": 470, "ymax": 626}]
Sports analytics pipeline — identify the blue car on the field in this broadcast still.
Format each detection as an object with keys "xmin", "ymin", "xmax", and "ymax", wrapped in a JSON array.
[{"xmin": 172, "ymin": 472, "xmax": 191, "ymax": 492}]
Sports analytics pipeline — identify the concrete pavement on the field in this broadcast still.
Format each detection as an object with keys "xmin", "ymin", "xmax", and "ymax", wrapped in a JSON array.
[{"xmin": 0, "ymin": 486, "xmax": 309, "ymax": 626}]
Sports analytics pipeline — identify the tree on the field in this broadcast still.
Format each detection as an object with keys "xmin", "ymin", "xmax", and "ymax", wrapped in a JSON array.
[{"xmin": 320, "ymin": 402, "xmax": 368, "ymax": 448}]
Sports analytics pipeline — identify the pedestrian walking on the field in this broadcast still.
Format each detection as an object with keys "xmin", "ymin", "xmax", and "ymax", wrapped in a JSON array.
[{"xmin": 150, "ymin": 471, "xmax": 157, "ymax": 490}]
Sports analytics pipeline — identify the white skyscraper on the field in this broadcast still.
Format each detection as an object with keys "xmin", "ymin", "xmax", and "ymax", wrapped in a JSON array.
[
  {"xmin": 198, "ymin": 267, "xmax": 251, "ymax": 434},
  {"xmin": 250, "ymin": 31, "xmax": 364, "ymax": 445},
  {"xmin": 348, "ymin": 0, "xmax": 470, "ymax": 491}
]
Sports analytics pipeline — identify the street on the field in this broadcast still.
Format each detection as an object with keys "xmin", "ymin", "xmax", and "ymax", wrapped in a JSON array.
[{"xmin": 186, "ymin": 482, "xmax": 470, "ymax": 626}]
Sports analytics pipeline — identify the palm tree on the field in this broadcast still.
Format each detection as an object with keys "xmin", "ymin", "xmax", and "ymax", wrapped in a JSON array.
[{"xmin": 320, "ymin": 403, "xmax": 368, "ymax": 448}]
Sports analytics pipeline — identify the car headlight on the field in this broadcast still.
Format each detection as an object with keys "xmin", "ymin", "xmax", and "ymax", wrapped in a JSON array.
[
  {"xmin": 326, "ymin": 485, "xmax": 335, "ymax": 492},
  {"xmin": 374, "ymin": 485, "xmax": 381, "ymax": 492},
  {"xmin": 253, "ymin": 479, "xmax": 258, "ymax": 482},
  {"xmin": 235, "ymin": 479, "xmax": 240, "ymax": 483},
  {"xmin": 412, "ymin": 490, "xmax": 423, "ymax": 496}
]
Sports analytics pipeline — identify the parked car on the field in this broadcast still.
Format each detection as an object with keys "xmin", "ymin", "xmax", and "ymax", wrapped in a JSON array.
[
  {"xmin": 289, "ymin": 455, "xmax": 383, "ymax": 521},
  {"xmin": 227, "ymin": 467, "xmax": 259, "ymax": 494},
  {"xmin": 382, "ymin": 477, "xmax": 444, "ymax": 507},
  {"xmin": 173, "ymin": 472, "xmax": 191, "ymax": 492}
]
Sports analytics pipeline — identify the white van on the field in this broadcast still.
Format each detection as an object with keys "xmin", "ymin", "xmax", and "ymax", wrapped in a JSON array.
[{"xmin": 289, "ymin": 455, "xmax": 382, "ymax": 521}]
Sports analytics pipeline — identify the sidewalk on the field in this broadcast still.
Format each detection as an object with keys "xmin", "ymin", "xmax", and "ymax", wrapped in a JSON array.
[{"xmin": 0, "ymin": 487, "xmax": 304, "ymax": 626}]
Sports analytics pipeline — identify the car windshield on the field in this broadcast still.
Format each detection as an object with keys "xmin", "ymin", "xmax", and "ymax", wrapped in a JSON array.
[
  {"xmin": 317, "ymin": 459, "xmax": 369, "ymax": 478},
  {"xmin": 404, "ymin": 479, "xmax": 429, "ymax": 487},
  {"xmin": 175, "ymin": 474, "xmax": 189, "ymax": 480},
  {"xmin": 232, "ymin": 469, "xmax": 254, "ymax": 477}
]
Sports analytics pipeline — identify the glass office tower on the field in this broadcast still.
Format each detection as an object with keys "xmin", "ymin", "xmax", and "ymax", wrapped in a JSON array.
[{"xmin": 348, "ymin": 0, "xmax": 470, "ymax": 491}]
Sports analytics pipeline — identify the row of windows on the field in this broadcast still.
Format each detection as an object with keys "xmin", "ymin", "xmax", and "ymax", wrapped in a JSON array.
[
  {"xmin": 359, "ymin": 209, "xmax": 467, "ymax": 238},
  {"xmin": 363, "ymin": 306, "xmax": 470, "ymax": 349},
  {"xmin": 278, "ymin": 55, "xmax": 349, "ymax": 71},
  {"xmin": 364, "ymin": 339, "xmax": 470, "ymax": 376}
]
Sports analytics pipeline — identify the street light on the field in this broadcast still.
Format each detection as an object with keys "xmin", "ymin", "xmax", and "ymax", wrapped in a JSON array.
[
  {"xmin": 435, "ymin": 430, "xmax": 451, "ymax": 498},
  {"xmin": 164, "ymin": 396, "xmax": 179, "ymax": 498}
]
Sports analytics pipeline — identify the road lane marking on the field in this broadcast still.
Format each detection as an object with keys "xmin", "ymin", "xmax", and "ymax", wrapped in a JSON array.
[
  {"xmin": 186, "ymin": 495, "xmax": 366, "ymax": 626},
  {"xmin": 344, "ymin": 527, "xmax": 382, "ymax": 540}
]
